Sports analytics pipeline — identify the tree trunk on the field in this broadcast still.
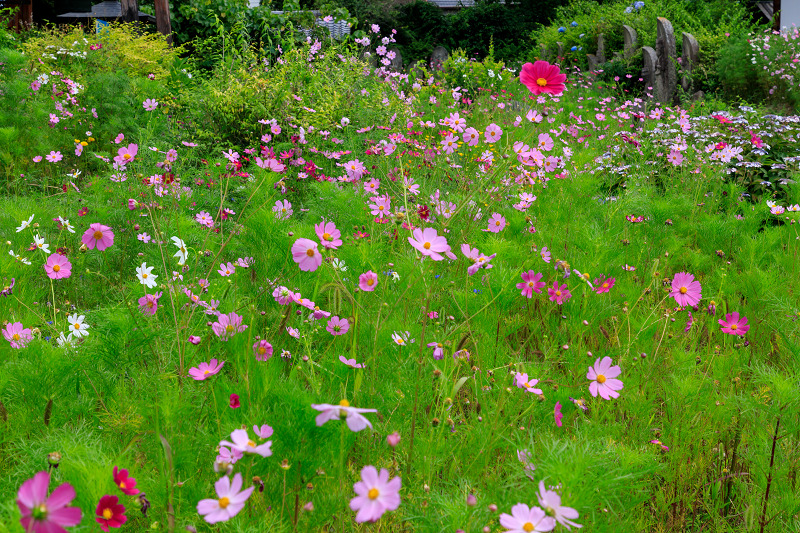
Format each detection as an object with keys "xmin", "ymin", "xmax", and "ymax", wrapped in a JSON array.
[
  {"xmin": 120, "ymin": 0, "xmax": 138, "ymax": 22},
  {"xmin": 773, "ymin": 0, "xmax": 781, "ymax": 32},
  {"xmin": 154, "ymin": 0, "xmax": 173, "ymax": 45}
]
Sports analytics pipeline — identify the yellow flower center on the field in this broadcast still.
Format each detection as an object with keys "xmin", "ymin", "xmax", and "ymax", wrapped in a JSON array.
[
  {"xmin": 218, "ymin": 497, "xmax": 230, "ymax": 509},
  {"xmin": 102, "ymin": 509, "xmax": 113, "ymax": 520},
  {"xmin": 12, "ymin": 333, "xmax": 20, "ymax": 341},
  {"xmin": 306, "ymin": 249, "xmax": 315, "ymax": 257},
  {"xmin": 536, "ymin": 77, "xmax": 547, "ymax": 87},
  {"xmin": 555, "ymin": 291, "xmax": 562, "ymax": 297},
  {"xmin": 142, "ymin": 273, "xmax": 148, "ymax": 278},
  {"xmin": 203, "ymin": 370, "xmax": 210, "ymax": 375},
  {"xmin": 73, "ymin": 323, "xmax": 80, "ymax": 330},
  {"xmin": 93, "ymin": 230, "xmax": 103, "ymax": 240},
  {"xmin": 339, "ymin": 399, "xmax": 350, "ymax": 407},
  {"xmin": 123, "ymin": 153, "xmax": 131, "ymax": 160},
  {"xmin": 730, "ymin": 324, "xmax": 738, "ymax": 330},
  {"xmin": 602, "ymin": 283, "xmax": 609, "ymax": 288},
  {"xmin": 423, "ymin": 242, "xmax": 431, "ymax": 249},
  {"xmin": 597, "ymin": 374, "xmax": 607, "ymax": 384},
  {"xmin": 523, "ymin": 523, "xmax": 535, "ymax": 532},
  {"xmin": 147, "ymin": 301, "xmax": 154, "ymax": 308},
  {"xmin": 528, "ymin": 282, "xmax": 535, "ymax": 287},
  {"xmin": 259, "ymin": 346, "xmax": 267, "ymax": 354},
  {"xmin": 323, "ymin": 232, "xmax": 332, "ymax": 241},
  {"xmin": 368, "ymin": 488, "xmax": 380, "ymax": 500},
  {"xmin": 119, "ymin": 481, "xmax": 126, "ymax": 489},
  {"xmin": 495, "ymin": 221, "xmax": 501, "ymax": 226},
  {"xmin": 367, "ymin": 278, "xmax": 374, "ymax": 286},
  {"xmin": 226, "ymin": 325, "xmax": 234, "ymax": 332},
  {"xmin": 247, "ymin": 440, "xmax": 256, "ymax": 447},
  {"xmin": 680, "ymin": 287, "xmax": 688, "ymax": 294},
  {"xmin": 281, "ymin": 208, "xmax": 286, "ymax": 213},
  {"xmin": 53, "ymin": 264, "xmax": 61, "ymax": 272}
]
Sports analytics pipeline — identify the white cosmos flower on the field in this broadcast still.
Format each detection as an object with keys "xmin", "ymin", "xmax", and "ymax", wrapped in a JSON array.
[
  {"xmin": 16, "ymin": 214, "xmax": 34, "ymax": 233},
  {"xmin": 136, "ymin": 262, "xmax": 158, "ymax": 288},
  {"xmin": 331, "ymin": 258, "xmax": 347, "ymax": 272},
  {"xmin": 67, "ymin": 314, "xmax": 90, "ymax": 337},
  {"xmin": 171, "ymin": 236, "xmax": 188, "ymax": 265},
  {"xmin": 33, "ymin": 234, "xmax": 50, "ymax": 254},
  {"xmin": 58, "ymin": 216, "xmax": 76, "ymax": 233}
]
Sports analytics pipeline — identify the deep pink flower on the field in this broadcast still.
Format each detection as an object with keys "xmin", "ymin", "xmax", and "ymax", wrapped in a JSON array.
[
  {"xmin": 188, "ymin": 335, "xmax": 201, "ymax": 345},
  {"xmin": 314, "ymin": 219, "xmax": 342, "ymax": 249},
  {"xmin": 291, "ymin": 238, "xmax": 322, "ymax": 272},
  {"xmin": 211, "ymin": 312, "xmax": 247, "ymax": 341},
  {"xmin": 229, "ymin": 394, "xmax": 240, "ymax": 409},
  {"xmin": 3, "ymin": 322, "xmax": 33, "ymax": 349},
  {"xmin": 670, "ymin": 272, "xmax": 702, "ymax": 307},
  {"xmin": 188, "ymin": 359, "xmax": 225, "ymax": 380},
  {"xmin": 113, "ymin": 144, "xmax": 138, "ymax": 166},
  {"xmin": 138, "ymin": 291, "xmax": 162, "ymax": 315},
  {"xmin": 519, "ymin": 60, "xmax": 567, "ymax": 95},
  {"xmin": 593, "ymin": 276, "xmax": 615, "ymax": 294},
  {"xmin": 719, "ymin": 312, "xmax": 749, "ymax": 336},
  {"xmin": 44, "ymin": 253, "xmax": 72, "ymax": 280},
  {"xmin": 253, "ymin": 340, "xmax": 273, "ymax": 361},
  {"xmin": 16, "ymin": 471, "xmax": 82, "ymax": 533},
  {"xmin": 95, "ymin": 494, "xmax": 126, "ymax": 531},
  {"xmin": 386, "ymin": 432, "xmax": 401, "ymax": 447},
  {"xmin": 547, "ymin": 282, "xmax": 571, "ymax": 305},
  {"xmin": 408, "ymin": 227, "xmax": 456, "ymax": 261},
  {"xmin": 554, "ymin": 402, "xmax": 563, "ymax": 427},
  {"xmin": 113, "ymin": 466, "xmax": 140, "ymax": 496},
  {"xmin": 349, "ymin": 465, "xmax": 402, "ymax": 523},
  {"xmin": 359, "ymin": 271, "xmax": 379, "ymax": 292},
  {"xmin": 587, "ymin": 356, "xmax": 624, "ymax": 400},
  {"xmin": 516, "ymin": 270, "xmax": 545, "ymax": 298},
  {"xmin": 81, "ymin": 223, "xmax": 114, "ymax": 251},
  {"xmin": 327, "ymin": 316, "xmax": 350, "ymax": 336}
]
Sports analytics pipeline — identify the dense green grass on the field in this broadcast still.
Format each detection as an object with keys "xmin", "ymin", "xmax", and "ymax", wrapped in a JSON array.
[{"xmin": 1, "ymin": 26, "xmax": 800, "ymax": 533}]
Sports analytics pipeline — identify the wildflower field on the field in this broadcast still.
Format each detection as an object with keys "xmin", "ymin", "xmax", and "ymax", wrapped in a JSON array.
[{"xmin": 1, "ymin": 22, "xmax": 800, "ymax": 533}]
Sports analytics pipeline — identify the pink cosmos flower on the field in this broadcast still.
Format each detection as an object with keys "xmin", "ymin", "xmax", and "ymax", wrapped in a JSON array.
[
  {"xmin": 16, "ymin": 471, "xmax": 82, "ymax": 533},
  {"xmin": 547, "ymin": 282, "xmax": 571, "ymax": 305},
  {"xmin": 387, "ymin": 432, "xmax": 401, "ymax": 447},
  {"xmin": 291, "ymin": 238, "xmax": 322, "ymax": 272},
  {"xmin": 253, "ymin": 340, "xmax": 273, "ymax": 360},
  {"xmin": 312, "ymin": 400, "xmax": 377, "ymax": 432},
  {"xmin": 95, "ymin": 494, "xmax": 126, "ymax": 531},
  {"xmin": 461, "ymin": 244, "xmax": 495, "ymax": 275},
  {"xmin": 188, "ymin": 335, "xmax": 201, "ymax": 345},
  {"xmin": 327, "ymin": 316, "xmax": 350, "ymax": 336},
  {"xmin": 315, "ymin": 219, "xmax": 342, "ymax": 249},
  {"xmin": 113, "ymin": 144, "xmax": 138, "ymax": 166},
  {"xmin": 359, "ymin": 271, "xmax": 379, "ymax": 291},
  {"xmin": 349, "ymin": 465, "xmax": 402, "ymax": 523},
  {"xmin": 212, "ymin": 312, "xmax": 248, "ymax": 341},
  {"xmin": 220, "ymin": 429, "xmax": 272, "ymax": 457},
  {"xmin": 540, "ymin": 246, "xmax": 551, "ymax": 263},
  {"xmin": 718, "ymin": 312, "xmax": 749, "ymax": 336},
  {"xmin": 499, "ymin": 503, "xmax": 556, "ymax": 532},
  {"xmin": 188, "ymin": 359, "xmax": 225, "ymax": 380},
  {"xmin": 537, "ymin": 481, "xmax": 582, "ymax": 529},
  {"xmin": 273, "ymin": 199, "xmax": 292, "ymax": 220},
  {"xmin": 44, "ymin": 253, "xmax": 72, "ymax": 280},
  {"xmin": 484, "ymin": 123, "xmax": 502, "ymax": 143},
  {"xmin": 670, "ymin": 272, "xmax": 702, "ymax": 307},
  {"xmin": 485, "ymin": 213, "xmax": 506, "ymax": 233},
  {"xmin": 517, "ymin": 270, "xmax": 546, "ymax": 298},
  {"xmin": 463, "ymin": 127, "xmax": 480, "ymax": 146},
  {"xmin": 667, "ymin": 149, "xmax": 684, "ymax": 166},
  {"xmin": 253, "ymin": 424, "xmax": 274, "ymax": 439},
  {"xmin": 272, "ymin": 286, "xmax": 296, "ymax": 305},
  {"xmin": 197, "ymin": 473, "xmax": 254, "ymax": 524},
  {"xmin": 229, "ymin": 394, "xmax": 240, "ymax": 409},
  {"xmin": 81, "ymin": 223, "xmax": 114, "ymax": 251},
  {"xmin": 440, "ymin": 133, "xmax": 458, "ymax": 154},
  {"xmin": 537, "ymin": 133, "xmax": 554, "ymax": 151},
  {"xmin": 339, "ymin": 355, "xmax": 363, "ymax": 368},
  {"xmin": 217, "ymin": 262, "xmax": 236, "ymax": 277},
  {"xmin": 195, "ymin": 211, "xmax": 214, "ymax": 228},
  {"xmin": 46, "ymin": 151, "xmax": 63, "ymax": 163},
  {"xmin": 514, "ymin": 372, "xmax": 542, "ymax": 394},
  {"xmin": 3, "ymin": 322, "xmax": 33, "ymax": 349},
  {"xmin": 113, "ymin": 466, "xmax": 140, "ymax": 496},
  {"xmin": 408, "ymin": 227, "xmax": 456, "ymax": 261},
  {"xmin": 427, "ymin": 341, "xmax": 445, "ymax": 360},
  {"xmin": 593, "ymin": 276, "xmax": 615, "ymax": 294},
  {"xmin": 520, "ymin": 60, "xmax": 567, "ymax": 95},
  {"xmin": 138, "ymin": 291, "xmax": 162, "ymax": 315},
  {"xmin": 587, "ymin": 356, "xmax": 623, "ymax": 400},
  {"xmin": 554, "ymin": 402, "xmax": 563, "ymax": 427},
  {"xmin": 142, "ymin": 98, "xmax": 158, "ymax": 111}
]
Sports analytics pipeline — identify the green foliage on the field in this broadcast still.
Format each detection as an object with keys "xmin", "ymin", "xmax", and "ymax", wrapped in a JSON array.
[{"xmin": 440, "ymin": 46, "xmax": 509, "ymax": 98}]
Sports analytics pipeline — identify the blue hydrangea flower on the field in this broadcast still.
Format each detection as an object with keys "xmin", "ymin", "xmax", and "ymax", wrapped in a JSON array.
[
  {"xmin": 634, "ymin": 1, "xmax": 645, "ymax": 9},
  {"xmin": 570, "ymin": 21, "xmax": 578, "ymax": 27},
  {"xmin": 558, "ymin": 27, "xmax": 566, "ymax": 33},
  {"xmin": 570, "ymin": 46, "xmax": 577, "ymax": 52}
]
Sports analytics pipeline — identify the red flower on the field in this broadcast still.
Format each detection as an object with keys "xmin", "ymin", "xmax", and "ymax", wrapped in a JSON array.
[
  {"xmin": 229, "ymin": 393, "xmax": 240, "ymax": 409},
  {"xmin": 519, "ymin": 61, "xmax": 566, "ymax": 96},
  {"xmin": 113, "ymin": 466, "xmax": 140, "ymax": 495},
  {"xmin": 95, "ymin": 495, "xmax": 127, "ymax": 531},
  {"xmin": 77, "ymin": 207, "xmax": 88, "ymax": 217}
]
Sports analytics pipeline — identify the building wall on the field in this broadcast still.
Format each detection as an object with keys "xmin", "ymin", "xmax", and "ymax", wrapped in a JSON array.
[{"xmin": 782, "ymin": 0, "xmax": 800, "ymax": 30}]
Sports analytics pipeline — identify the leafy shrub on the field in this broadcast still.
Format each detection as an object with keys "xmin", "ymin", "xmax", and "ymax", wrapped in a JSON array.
[{"xmin": 440, "ymin": 46, "xmax": 510, "ymax": 98}]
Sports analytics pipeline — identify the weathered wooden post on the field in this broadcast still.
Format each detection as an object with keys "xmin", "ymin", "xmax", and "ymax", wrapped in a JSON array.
[
  {"xmin": 655, "ymin": 17, "xmax": 677, "ymax": 103},
  {"xmin": 154, "ymin": 0, "xmax": 172, "ymax": 45},
  {"xmin": 120, "ymin": 0, "xmax": 138, "ymax": 22},
  {"xmin": 681, "ymin": 32, "xmax": 699, "ymax": 94},
  {"xmin": 623, "ymin": 25, "xmax": 637, "ymax": 59}
]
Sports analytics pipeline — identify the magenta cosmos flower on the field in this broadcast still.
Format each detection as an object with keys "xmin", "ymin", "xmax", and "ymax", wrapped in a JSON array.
[
  {"xmin": 408, "ymin": 227, "xmax": 456, "ymax": 261},
  {"xmin": 499, "ymin": 503, "xmax": 556, "ymax": 532},
  {"xmin": 113, "ymin": 466, "xmax": 140, "ymax": 496},
  {"xmin": 514, "ymin": 372, "xmax": 542, "ymax": 395},
  {"xmin": 593, "ymin": 276, "xmax": 615, "ymax": 294},
  {"xmin": 291, "ymin": 238, "xmax": 322, "ymax": 272},
  {"xmin": 113, "ymin": 143, "xmax": 138, "ymax": 166},
  {"xmin": 212, "ymin": 311, "xmax": 247, "ymax": 341},
  {"xmin": 359, "ymin": 271, "xmax": 379, "ymax": 291},
  {"xmin": 3, "ymin": 322, "xmax": 33, "ymax": 349},
  {"xmin": 669, "ymin": 272, "xmax": 702, "ymax": 307},
  {"xmin": 517, "ymin": 270, "xmax": 546, "ymax": 298},
  {"xmin": 197, "ymin": 473, "xmax": 254, "ymax": 524},
  {"xmin": 547, "ymin": 282, "xmax": 571, "ymax": 305},
  {"xmin": 44, "ymin": 254, "xmax": 72, "ymax": 280},
  {"xmin": 349, "ymin": 465, "xmax": 402, "ymax": 523},
  {"xmin": 17, "ymin": 471, "xmax": 82, "ymax": 533},
  {"xmin": 520, "ymin": 60, "xmax": 567, "ymax": 96},
  {"xmin": 138, "ymin": 292, "xmax": 162, "ymax": 316},
  {"xmin": 554, "ymin": 401, "xmax": 563, "ymax": 427},
  {"xmin": 719, "ymin": 312, "xmax": 750, "ymax": 336},
  {"xmin": 253, "ymin": 340, "xmax": 273, "ymax": 360},
  {"xmin": 537, "ymin": 481, "xmax": 582, "ymax": 529},
  {"xmin": 312, "ymin": 400, "xmax": 377, "ymax": 432},
  {"xmin": 314, "ymin": 219, "xmax": 342, "ymax": 249},
  {"xmin": 587, "ymin": 356, "xmax": 623, "ymax": 400},
  {"xmin": 95, "ymin": 494, "xmax": 126, "ymax": 531},
  {"xmin": 485, "ymin": 213, "xmax": 506, "ymax": 233},
  {"xmin": 188, "ymin": 359, "xmax": 225, "ymax": 380},
  {"xmin": 327, "ymin": 316, "xmax": 350, "ymax": 336},
  {"xmin": 484, "ymin": 123, "xmax": 503, "ymax": 143},
  {"xmin": 81, "ymin": 223, "xmax": 114, "ymax": 251}
]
